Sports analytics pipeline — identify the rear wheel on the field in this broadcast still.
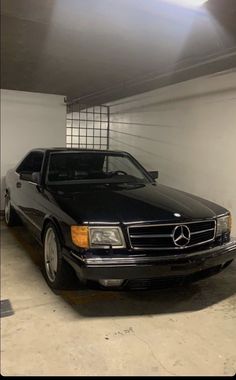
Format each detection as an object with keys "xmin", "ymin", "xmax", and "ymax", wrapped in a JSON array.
[
  {"xmin": 4, "ymin": 193, "xmax": 20, "ymax": 226},
  {"xmin": 43, "ymin": 223, "xmax": 77, "ymax": 289}
]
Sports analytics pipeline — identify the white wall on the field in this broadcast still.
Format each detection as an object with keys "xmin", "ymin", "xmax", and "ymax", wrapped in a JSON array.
[
  {"xmin": 1, "ymin": 89, "xmax": 66, "ymax": 208},
  {"xmin": 109, "ymin": 70, "xmax": 236, "ymax": 234}
]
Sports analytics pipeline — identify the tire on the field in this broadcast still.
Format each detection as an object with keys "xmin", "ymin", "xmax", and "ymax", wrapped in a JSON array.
[
  {"xmin": 4, "ymin": 193, "xmax": 20, "ymax": 226},
  {"xmin": 43, "ymin": 222, "xmax": 77, "ymax": 290}
]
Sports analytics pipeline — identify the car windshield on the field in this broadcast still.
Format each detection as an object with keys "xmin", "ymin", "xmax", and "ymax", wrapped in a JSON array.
[{"xmin": 46, "ymin": 152, "xmax": 151, "ymax": 185}]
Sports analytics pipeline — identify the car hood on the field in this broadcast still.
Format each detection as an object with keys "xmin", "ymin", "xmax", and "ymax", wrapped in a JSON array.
[{"xmin": 47, "ymin": 183, "xmax": 227, "ymax": 224}]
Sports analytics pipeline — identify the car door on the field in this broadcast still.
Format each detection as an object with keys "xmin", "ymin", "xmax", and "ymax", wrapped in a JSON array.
[{"xmin": 15, "ymin": 151, "xmax": 45, "ymax": 237}]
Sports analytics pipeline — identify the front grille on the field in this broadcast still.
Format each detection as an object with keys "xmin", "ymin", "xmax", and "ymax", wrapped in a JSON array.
[{"xmin": 128, "ymin": 220, "xmax": 216, "ymax": 250}]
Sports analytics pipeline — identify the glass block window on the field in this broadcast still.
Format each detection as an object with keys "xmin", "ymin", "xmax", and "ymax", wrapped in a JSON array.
[{"xmin": 66, "ymin": 104, "xmax": 110, "ymax": 150}]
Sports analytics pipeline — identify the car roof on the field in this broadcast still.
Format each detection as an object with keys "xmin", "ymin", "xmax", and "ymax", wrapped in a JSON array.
[{"xmin": 32, "ymin": 147, "xmax": 128, "ymax": 155}]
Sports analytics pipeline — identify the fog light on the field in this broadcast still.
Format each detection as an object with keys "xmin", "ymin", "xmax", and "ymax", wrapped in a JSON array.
[{"xmin": 98, "ymin": 279, "xmax": 124, "ymax": 287}]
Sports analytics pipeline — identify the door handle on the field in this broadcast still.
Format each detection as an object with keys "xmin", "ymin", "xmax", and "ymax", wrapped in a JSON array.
[{"xmin": 16, "ymin": 181, "xmax": 22, "ymax": 188}]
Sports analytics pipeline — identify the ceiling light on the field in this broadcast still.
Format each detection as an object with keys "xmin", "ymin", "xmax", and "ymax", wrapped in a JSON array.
[{"xmin": 164, "ymin": 0, "xmax": 208, "ymax": 8}]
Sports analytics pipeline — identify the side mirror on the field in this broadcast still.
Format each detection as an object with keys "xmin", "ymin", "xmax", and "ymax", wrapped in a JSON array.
[
  {"xmin": 31, "ymin": 172, "xmax": 41, "ymax": 185},
  {"xmin": 148, "ymin": 170, "xmax": 159, "ymax": 180},
  {"xmin": 19, "ymin": 172, "xmax": 32, "ymax": 181}
]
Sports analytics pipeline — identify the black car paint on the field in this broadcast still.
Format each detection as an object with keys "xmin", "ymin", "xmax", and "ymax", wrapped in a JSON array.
[{"xmin": 5, "ymin": 148, "xmax": 236, "ymax": 286}]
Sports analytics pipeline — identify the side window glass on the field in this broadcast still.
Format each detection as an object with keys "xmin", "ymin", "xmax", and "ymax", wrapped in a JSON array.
[{"xmin": 17, "ymin": 152, "xmax": 44, "ymax": 174}]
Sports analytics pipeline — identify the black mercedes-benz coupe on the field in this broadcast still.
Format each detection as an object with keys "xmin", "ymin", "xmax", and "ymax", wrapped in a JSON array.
[{"xmin": 4, "ymin": 148, "xmax": 236, "ymax": 289}]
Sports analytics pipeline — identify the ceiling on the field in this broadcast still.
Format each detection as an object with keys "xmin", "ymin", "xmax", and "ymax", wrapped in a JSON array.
[{"xmin": 1, "ymin": 0, "xmax": 236, "ymax": 105}]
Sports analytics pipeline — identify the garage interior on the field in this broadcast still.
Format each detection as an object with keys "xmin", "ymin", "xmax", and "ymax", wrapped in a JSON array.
[{"xmin": 1, "ymin": 0, "xmax": 236, "ymax": 376}]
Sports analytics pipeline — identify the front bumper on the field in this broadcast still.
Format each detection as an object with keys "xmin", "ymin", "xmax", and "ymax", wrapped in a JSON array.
[{"xmin": 63, "ymin": 240, "xmax": 236, "ymax": 282}]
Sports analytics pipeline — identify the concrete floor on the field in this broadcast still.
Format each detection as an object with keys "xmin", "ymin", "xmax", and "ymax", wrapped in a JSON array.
[{"xmin": 1, "ymin": 221, "xmax": 236, "ymax": 376}]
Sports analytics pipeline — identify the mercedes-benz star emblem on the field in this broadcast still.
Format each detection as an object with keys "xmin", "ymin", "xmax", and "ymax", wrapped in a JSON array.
[{"xmin": 172, "ymin": 225, "xmax": 190, "ymax": 247}]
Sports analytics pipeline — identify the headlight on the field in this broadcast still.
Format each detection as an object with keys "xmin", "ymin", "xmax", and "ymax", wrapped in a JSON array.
[
  {"xmin": 71, "ymin": 226, "xmax": 125, "ymax": 248},
  {"xmin": 90, "ymin": 227, "xmax": 125, "ymax": 248},
  {"xmin": 216, "ymin": 214, "xmax": 231, "ymax": 236}
]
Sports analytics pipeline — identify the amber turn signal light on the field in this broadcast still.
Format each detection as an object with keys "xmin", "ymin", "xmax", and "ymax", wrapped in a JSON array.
[{"xmin": 71, "ymin": 226, "xmax": 89, "ymax": 248}]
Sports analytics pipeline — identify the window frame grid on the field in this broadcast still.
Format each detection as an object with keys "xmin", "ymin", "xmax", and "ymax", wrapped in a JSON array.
[{"xmin": 66, "ymin": 103, "xmax": 110, "ymax": 150}]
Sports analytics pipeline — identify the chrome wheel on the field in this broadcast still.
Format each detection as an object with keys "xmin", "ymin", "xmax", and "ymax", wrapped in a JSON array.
[
  {"xmin": 44, "ymin": 228, "xmax": 58, "ymax": 282},
  {"xmin": 4, "ymin": 196, "xmax": 10, "ymax": 224}
]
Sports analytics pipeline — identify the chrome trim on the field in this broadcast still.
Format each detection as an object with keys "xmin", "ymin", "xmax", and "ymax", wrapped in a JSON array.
[
  {"xmin": 72, "ymin": 240, "xmax": 236, "ymax": 265},
  {"xmin": 130, "ymin": 233, "xmax": 172, "ymax": 238},
  {"xmin": 127, "ymin": 220, "xmax": 216, "ymax": 250},
  {"xmin": 191, "ymin": 228, "xmax": 215, "ymax": 235},
  {"xmin": 216, "ymin": 212, "xmax": 231, "ymax": 219},
  {"xmin": 84, "ymin": 221, "xmax": 120, "ymax": 225},
  {"xmin": 128, "ymin": 240, "xmax": 216, "ymax": 251},
  {"xmin": 70, "ymin": 252, "xmax": 85, "ymax": 262},
  {"xmin": 128, "ymin": 220, "xmax": 216, "ymax": 227},
  {"xmin": 123, "ymin": 218, "xmax": 218, "ymax": 226}
]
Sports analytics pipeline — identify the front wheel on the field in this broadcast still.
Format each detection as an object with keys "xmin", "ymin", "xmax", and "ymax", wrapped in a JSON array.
[{"xmin": 43, "ymin": 223, "xmax": 77, "ymax": 289}]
